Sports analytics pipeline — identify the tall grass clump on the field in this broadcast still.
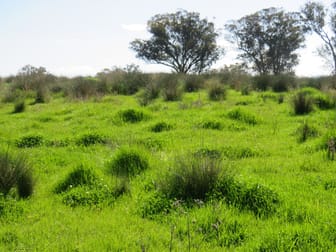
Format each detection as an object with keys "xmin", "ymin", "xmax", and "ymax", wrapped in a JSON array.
[
  {"xmin": 0, "ymin": 150, "xmax": 34, "ymax": 198},
  {"xmin": 13, "ymin": 100, "xmax": 25, "ymax": 113},
  {"xmin": 118, "ymin": 109, "xmax": 147, "ymax": 123},
  {"xmin": 184, "ymin": 74, "xmax": 204, "ymax": 92},
  {"xmin": 227, "ymin": 108, "xmax": 258, "ymax": 125},
  {"xmin": 160, "ymin": 74, "xmax": 183, "ymax": 101},
  {"xmin": 207, "ymin": 79, "xmax": 226, "ymax": 101},
  {"xmin": 292, "ymin": 91, "xmax": 314, "ymax": 115},
  {"xmin": 54, "ymin": 165, "xmax": 99, "ymax": 194},
  {"xmin": 295, "ymin": 121, "xmax": 319, "ymax": 143},
  {"xmin": 159, "ymin": 154, "xmax": 221, "ymax": 201},
  {"xmin": 137, "ymin": 80, "xmax": 160, "ymax": 106},
  {"xmin": 109, "ymin": 147, "xmax": 149, "ymax": 178},
  {"xmin": 150, "ymin": 122, "xmax": 172, "ymax": 133},
  {"xmin": 16, "ymin": 135, "xmax": 44, "ymax": 148},
  {"xmin": 76, "ymin": 133, "xmax": 106, "ymax": 147}
]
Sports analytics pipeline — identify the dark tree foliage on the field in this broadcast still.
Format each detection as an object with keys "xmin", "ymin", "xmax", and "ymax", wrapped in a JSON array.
[
  {"xmin": 15, "ymin": 65, "xmax": 54, "ymax": 91},
  {"xmin": 301, "ymin": 1, "xmax": 336, "ymax": 75},
  {"xmin": 130, "ymin": 10, "xmax": 222, "ymax": 74},
  {"xmin": 226, "ymin": 8, "xmax": 305, "ymax": 75}
]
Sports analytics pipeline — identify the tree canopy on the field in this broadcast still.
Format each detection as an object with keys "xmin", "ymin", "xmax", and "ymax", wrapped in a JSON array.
[
  {"xmin": 226, "ymin": 8, "xmax": 305, "ymax": 75},
  {"xmin": 130, "ymin": 10, "xmax": 222, "ymax": 74},
  {"xmin": 301, "ymin": 1, "xmax": 336, "ymax": 74}
]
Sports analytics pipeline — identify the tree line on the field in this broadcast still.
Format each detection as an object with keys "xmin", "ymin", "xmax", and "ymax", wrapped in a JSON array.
[{"xmin": 131, "ymin": 1, "xmax": 336, "ymax": 76}]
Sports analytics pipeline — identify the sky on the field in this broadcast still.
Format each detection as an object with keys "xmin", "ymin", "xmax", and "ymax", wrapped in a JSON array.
[{"xmin": 0, "ymin": 0, "xmax": 334, "ymax": 77}]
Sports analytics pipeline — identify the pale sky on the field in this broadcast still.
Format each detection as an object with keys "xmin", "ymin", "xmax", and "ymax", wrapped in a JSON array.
[{"xmin": 0, "ymin": 0, "xmax": 333, "ymax": 77}]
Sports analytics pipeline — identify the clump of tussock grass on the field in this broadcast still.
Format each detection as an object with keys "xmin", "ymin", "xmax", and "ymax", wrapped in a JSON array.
[
  {"xmin": 160, "ymin": 74, "xmax": 183, "ymax": 101},
  {"xmin": 150, "ymin": 122, "xmax": 172, "ymax": 133},
  {"xmin": 0, "ymin": 149, "xmax": 34, "ymax": 198},
  {"xmin": 12, "ymin": 100, "xmax": 25, "ymax": 114},
  {"xmin": 295, "ymin": 121, "xmax": 319, "ymax": 143},
  {"xmin": 207, "ymin": 79, "xmax": 226, "ymax": 101},
  {"xmin": 75, "ymin": 133, "xmax": 107, "ymax": 147},
  {"xmin": 109, "ymin": 147, "xmax": 149, "ymax": 178},
  {"xmin": 227, "ymin": 108, "xmax": 258, "ymax": 125},
  {"xmin": 201, "ymin": 120, "xmax": 223, "ymax": 130},
  {"xmin": 292, "ymin": 91, "xmax": 314, "ymax": 115},
  {"xmin": 15, "ymin": 135, "xmax": 44, "ymax": 148},
  {"xmin": 118, "ymin": 109, "xmax": 147, "ymax": 123}
]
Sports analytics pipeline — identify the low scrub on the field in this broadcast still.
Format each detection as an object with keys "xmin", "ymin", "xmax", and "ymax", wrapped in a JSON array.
[
  {"xmin": 227, "ymin": 108, "xmax": 258, "ymax": 125},
  {"xmin": 16, "ymin": 135, "xmax": 44, "ymax": 148},
  {"xmin": 160, "ymin": 74, "xmax": 183, "ymax": 101},
  {"xmin": 13, "ymin": 100, "xmax": 25, "ymax": 113},
  {"xmin": 0, "ymin": 150, "xmax": 34, "ymax": 198},
  {"xmin": 201, "ymin": 121, "xmax": 223, "ymax": 130},
  {"xmin": 295, "ymin": 121, "xmax": 319, "ymax": 143},
  {"xmin": 109, "ymin": 147, "xmax": 149, "ymax": 178},
  {"xmin": 207, "ymin": 80, "xmax": 226, "ymax": 101},
  {"xmin": 184, "ymin": 74, "xmax": 204, "ymax": 92}
]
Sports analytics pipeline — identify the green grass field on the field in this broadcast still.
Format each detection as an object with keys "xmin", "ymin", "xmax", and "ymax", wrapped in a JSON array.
[{"xmin": 1, "ymin": 88, "xmax": 336, "ymax": 251}]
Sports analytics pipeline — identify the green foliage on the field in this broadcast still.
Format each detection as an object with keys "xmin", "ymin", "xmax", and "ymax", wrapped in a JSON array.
[
  {"xmin": 292, "ymin": 91, "xmax": 314, "ymax": 115},
  {"xmin": 159, "ymin": 154, "xmax": 221, "ymax": 201},
  {"xmin": 65, "ymin": 77, "xmax": 99, "ymax": 100},
  {"xmin": 194, "ymin": 148, "xmax": 222, "ymax": 160},
  {"xmin": 137, "ymin": 80, "xmax": 160, "ymax": 106},
  {"xmin": 118, "ymin": 109, "xmax": 146, "ymax": 123},
  {"xmin": 35, "ymin": 85, "xmax": 50, "ymax": 104},
  {"xmin": 221, "ymin": 146, "xmax": 260, "ymax": 159},
  {"xmin": 227, "ymin": 108, "xmax": 258, "ymax": 125},
  {"xmin": 13, "ymin": 100, "xmax": 25, "ymax": 113},
  {"xmin": 150, "ymin": 122, "xmax": 172, "ymax": 133},
  {"xmin": 76, "ymin": 133, "xmax": 106, "ymax": 147},
  {"xmin": 138, "ymin": 191, "xmax": 172, "ymax": 218},
  {"xmin": 109, "ymin": 147, "xmax": 149, "ymax": 178},
  {"xmin": 16, "ymin": 135, "xmax": 44, "ymax": 148},
  {"xmin": 54, "ymin": 165, "xmax": 99, "ymax": 194},
  {"xmin": 0, "ymin": 150, "xmax": 34, "ymax": 198},
  {"xmin": 184, "ymin": 74, "xmax": 204, "ymax": 92}
]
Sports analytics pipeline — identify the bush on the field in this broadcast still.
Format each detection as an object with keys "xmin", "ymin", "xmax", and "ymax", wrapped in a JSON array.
[
  {"xmin": 292, "ymin": 91, "xmax": 314, "ymax": 115},
  {"xmin": 227, "ymin": 108, "xmax": 258, "ymax": 125},
  {"xmin": 118, "ymin": 109, "xmax": 146, "ymax": 123},
  {"xmin": 137, "ymin": 81, "xmax": 160, "ymax": 106},
  {"xmin": 54, "ymin": 165, "xmax": 99, "ymax": 194},
  {"xmin": 16, "ymin": 135, "xmax": 44, "ymax": 148},
  {"xmin": 138, "ymin": 191, "xmax": 172, "ymax": 218},
  {"xmin": 207, "ymin": 80, "xmax": 226, "ymax": 101},
  {"xmin": 272, "ymin": 74, "xmax": 295, "ymax": 92},
  {"xmin": 35, "ymin": 85, "xmax": 50, "ymax": 104},
  {"xmin": 65, "ymin": 77, "xmax": 99, "ymax": 100},
  {"xmin": 160, "ymin": 74, "xmax": 183, "ymax": 101},
  {"xmin": 13, "ymin": 100, "xmax": 25, "ymax": 113},
  {"xmin": 76, "ymin": 133, "xmax": 106, "ymax": 147},
  {"xmin": 314, "ymin": 94, "xmax": 335, "ymax": 110},
  {"xmin": 159, "ymin": 154, "xmax": 221, "ymax": 201},
  {"xmin": 150, "ymin": 122, "xmax": 172, "ymax": 133},
  {"xmin": 109, "ymin": 148, "xmax": 149, "ymax": 178},
  {"xmin": 0, "ymin": 150, "xmax": 34, "ymax": 198},
  {"xmin": 253, "ymin": 75, "xmax": 272, "ymax": 91}
]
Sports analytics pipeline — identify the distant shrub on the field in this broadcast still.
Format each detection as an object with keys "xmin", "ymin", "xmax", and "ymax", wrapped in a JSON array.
[
  {"xmin": 109, "ymin": 147, "xmax": 149, "ymax": 178},
  {"xmin": 76, "ymin": 133, "xmax": 106, "ymax": 147},
  {"xmin": 13, "ymin": 100, "xmax": 25, "ymax": 113},
  {"xmin": 201, "ymin": 120, "xmax": 223, "ymax": 130},
  {"xmin": 159, "ymin": 154, "xmax": 221, "ymax": 201},
  {"xmin": 160, "ymin": 74, "xmax": 183, "ymax": 101},
  {"xmin": 65, "ymin": 77, "xmax": 99, "ymax": 100},
  {"xmin": 16, "ymin": 135, "xmax": 44, "ymax": 148},
  {"xmin": 292, "ymin": 91, "xmax": 314, "ymax": 115},
  {"xmin": 272, "ymin": 74, "xmax": 295, "ymax": 92},
  {"xmin": 296, "ymin": 121, "xmax": 319, "ymax": 143},
  {"xmin": 184, "ymin": 74, "xmax": 204, "ymax": 92},
  {"xmin": 137, "ymin": 81, "xmax": 160, "ymax": 106},
  {"xmin": 278, "ymin": 94, "xmax": 285, "ymax": 104},
  {"xmin": 54, "ymin": 165, "xmax": 99, "ymax": 194},
  {"xmin": 150, "ymin": 122, "xmax": 172, "ymax": 133},
  {"xmin": 118, "ymin": 109, "xmax": 146, "ymax": 123},
  {"xmin": 35, "ymin": 85, "xmax": 50, "ymax": 104},
  {"xmin": 207, "ymin": 80, "xmax": 226, "ymax": 101},
  {"xmin": 0, "ymin": 150, "xmax": 34, "ymax": 198},
  {"xmin": 253, "ymin": 75, "xmax": 271, "ymax": 91},
  {"xmin": 227, "ymin": 108, "xmax": 258, "ymax": 125},
  {"xmin": 314, "ymin": 94, "xmax": 335, "ymax": 110}
]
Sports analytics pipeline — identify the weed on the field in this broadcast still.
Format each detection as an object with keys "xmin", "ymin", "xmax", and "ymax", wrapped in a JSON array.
[
  {"xmin": 16, "ymin": 135, "xmax": 44, "ymax": 148},
  {"xmin": 109, "ymin": 147, "xmax": 149, "ymax": 178}
]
